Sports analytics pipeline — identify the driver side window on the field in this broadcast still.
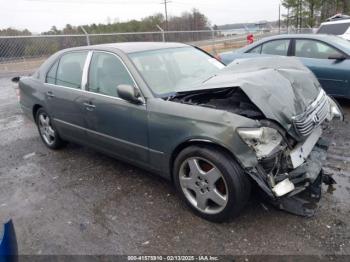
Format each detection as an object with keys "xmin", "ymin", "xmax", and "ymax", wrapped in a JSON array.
[
  {"xmin": 295, "ymin": 39, "xmax": 342, "ymax": 59},
  {"xmin": 88, "ymin": 52, "xmax": 134, "ymax": 98}
]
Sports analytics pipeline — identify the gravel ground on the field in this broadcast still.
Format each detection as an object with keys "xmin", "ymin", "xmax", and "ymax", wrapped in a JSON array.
[{"xmin": 0, "ymin": 76, "xmax": 349, "ymax": 255}]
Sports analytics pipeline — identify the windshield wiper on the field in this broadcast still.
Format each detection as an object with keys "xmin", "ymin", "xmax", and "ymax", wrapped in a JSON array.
[{"xmin": 161, "ymin": 92, "xmax": 179, "ymax": 101}]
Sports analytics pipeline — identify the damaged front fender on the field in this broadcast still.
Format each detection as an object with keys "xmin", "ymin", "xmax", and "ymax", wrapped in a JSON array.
[{"xmin": 147, "ymin": 98, "xmax": 263, "ymax": 174}]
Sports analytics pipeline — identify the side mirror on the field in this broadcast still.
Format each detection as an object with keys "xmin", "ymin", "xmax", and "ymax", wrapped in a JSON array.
[
  {"xmin": 116, "ymin": 84, "xmax": 144, "ymax": 104},
  {"xmin": 328, "ymin": 54, "xmax": 346, "ymax": 61}
]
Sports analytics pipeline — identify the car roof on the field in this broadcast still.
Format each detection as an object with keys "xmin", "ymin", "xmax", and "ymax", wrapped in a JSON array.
[
  {"xmin": 322, "ymin": 18, "xmax": 350, "ymax": 24},
  {"xmin": 61, "ymin": 42, "xmax": 189, "ymax": 54},
  {"xmin": 237, "ymin": 34, "xmax": 350, "ymax": 55},
  {"xmin": 255, "ymin": 33, "xmax": 336, "ymax": 41}
]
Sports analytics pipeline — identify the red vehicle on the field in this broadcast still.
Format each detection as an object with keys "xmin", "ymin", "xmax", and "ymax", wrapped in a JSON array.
[{"xmin": 247, "ymin": 34, "xmax": 254, "ymax": 44}]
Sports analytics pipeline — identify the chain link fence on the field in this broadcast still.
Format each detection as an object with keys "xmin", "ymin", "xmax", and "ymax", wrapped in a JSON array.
[{"xmin": 0, "ymin": 28, "xmax": 313, "ymax": 76}]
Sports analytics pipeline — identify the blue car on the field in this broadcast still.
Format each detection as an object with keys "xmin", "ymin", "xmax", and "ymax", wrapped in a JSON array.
[
  {"xmin": 218, "ymin": 34, "xmax": 350, "ymax": 98},
  {"xmin": 0, "ymin": 220, "xmax": 17, "ymax": 262}
]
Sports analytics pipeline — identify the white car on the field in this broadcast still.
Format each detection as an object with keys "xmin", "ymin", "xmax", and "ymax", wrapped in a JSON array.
[{"xmin": 317, "ymin": 14, "xmax": 350, "ymax": 41}]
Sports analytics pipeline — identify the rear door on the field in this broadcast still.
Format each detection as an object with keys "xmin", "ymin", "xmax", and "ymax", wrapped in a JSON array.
[
  {"xmin": 45, "ymin": 51, "xmax": 90, "ymax": 143},
  {"xmin": 82, "ymin": 51, "xmax": 149, "ymax": 166},
  {"xmin": 292, "ymin": 39, "xmax": 350, "ymax": 97}
]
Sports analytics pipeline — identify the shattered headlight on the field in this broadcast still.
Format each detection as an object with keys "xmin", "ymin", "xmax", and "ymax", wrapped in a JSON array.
[
  {"xmin": 237, "ymin": 127, "xmax": 284, "ymax": 159},
  {"xmin": 328, "ymin": 97, "xmax": 344, "ymax": 121}
]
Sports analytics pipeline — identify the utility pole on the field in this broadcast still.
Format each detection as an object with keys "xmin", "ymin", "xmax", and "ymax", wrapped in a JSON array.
[
  {"xmin": 287, "ymin": 7, "xmax": 290, "ymax": 33},
  {"xmin": 161, "ymin": 0, "xmax": 171, "ymax": 31},
  {"xmin": 299, "ymin": 0, "xmax": 303, "ymax": 31},
  {"xmin": 278, "ymin": 4, "xmax": 281, "ymax": 34}
]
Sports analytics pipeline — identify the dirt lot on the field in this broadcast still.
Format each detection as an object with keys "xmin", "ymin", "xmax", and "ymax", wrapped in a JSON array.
[{"xmin": 0, "ymin": 76, "xmax": 350, "ymax": 255}]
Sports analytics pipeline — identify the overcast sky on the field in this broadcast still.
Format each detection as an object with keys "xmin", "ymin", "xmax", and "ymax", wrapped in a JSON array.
[{"xmin": 0, "ymin": 0, "xmax": 285, "ymax": 33}]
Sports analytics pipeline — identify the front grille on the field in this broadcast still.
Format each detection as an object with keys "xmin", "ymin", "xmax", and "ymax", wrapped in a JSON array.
[{"xmin": 292, "ymin": 90, "xmax": 329, "ymax": 137}]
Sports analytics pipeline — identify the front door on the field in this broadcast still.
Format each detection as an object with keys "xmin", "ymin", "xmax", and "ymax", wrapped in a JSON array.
[
  {"xmin": 293, "ymin": 39, "xmax": 350, "ymax": 97},
  {"xmin": 82, "ymin": 51, "xmax": 149, "ymax": 166}
]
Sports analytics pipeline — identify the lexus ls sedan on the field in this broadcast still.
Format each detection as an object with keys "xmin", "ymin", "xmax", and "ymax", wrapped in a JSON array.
[{"xmin": 15, "ymin": 42, "xmax": 343, "ymax": 222}]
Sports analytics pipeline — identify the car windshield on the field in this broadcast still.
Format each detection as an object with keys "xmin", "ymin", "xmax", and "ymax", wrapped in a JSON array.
[
  {"xmin": 329, "ymin": 35, "xmax": 350, "ymax": 53},
  {"xmin": 129, "ymin": 47, "xmax": 225, "ymax": 96}
]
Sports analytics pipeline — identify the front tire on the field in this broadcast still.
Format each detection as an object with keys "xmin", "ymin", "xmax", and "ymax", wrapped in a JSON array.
[
  {"xmin": 173, "ymin": 145, "xmax": 251, "ymax": 222},
  {"xmin": 36, "ymin": 108, "xmax": 66, "ymax": 149}
]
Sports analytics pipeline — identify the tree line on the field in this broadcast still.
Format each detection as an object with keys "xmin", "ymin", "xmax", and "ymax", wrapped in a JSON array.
[
  {"xmin": 282, "ymin": 0, "xmax": 350, "ymax": 28},
  {"xmin": 0, "ymin": 9, "xmax": 210, "ymax": 61},
  {"xmin": 1, "ymin": 9, "xmax": 209, "ymax": 37},
  {"xmin": 43, "ymin": 9, "xmax": 210, "ymax": 43}
]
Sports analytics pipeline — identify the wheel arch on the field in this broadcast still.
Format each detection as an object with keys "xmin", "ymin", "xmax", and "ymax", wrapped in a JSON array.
[
  {"xmin": 32, "ymin": 104, "xmax": 43, "ymax": 121},
  {"xmin": 169, "ymin": 139, "xmax": 242, "ymax": 183}
]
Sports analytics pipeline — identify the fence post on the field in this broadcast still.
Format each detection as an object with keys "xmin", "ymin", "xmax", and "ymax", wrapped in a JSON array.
[
  {"xmin": 80, "ymin": 26, "xmax": 90, "ymax": 46},
  {"xmin": 156, "ymin": 24, "xmax": 165, "ymax": 42},
  {"xmin": 210, "ymin": 27, "xmax": 216, "ymax": 55}
]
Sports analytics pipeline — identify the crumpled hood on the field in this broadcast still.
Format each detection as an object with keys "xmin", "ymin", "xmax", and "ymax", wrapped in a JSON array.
[{"xmin": 192, "ymin": 57, "xmax": 322, "ymax": 137}]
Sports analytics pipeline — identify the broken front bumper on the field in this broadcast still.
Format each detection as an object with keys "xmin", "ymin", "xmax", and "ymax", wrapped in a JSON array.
[
  {"xmin": 248, "ymin": 136, "xmax": 334, "ymax": 217},
  {"xmin": 274, "ymin": 141, "xmax": 334, "ymax": 217},
  {"xmin": 276, "ymin": 137, "xmax": 328, "ymax": 195}
]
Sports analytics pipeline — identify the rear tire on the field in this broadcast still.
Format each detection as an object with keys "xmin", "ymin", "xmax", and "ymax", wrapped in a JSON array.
[
  {"xmin": 35, "ymin": 108, "xmax": 66, "ymax": 149},
  {"xmin": 173, "ymin": 145, "xmax": 251, "ymax": 222}
]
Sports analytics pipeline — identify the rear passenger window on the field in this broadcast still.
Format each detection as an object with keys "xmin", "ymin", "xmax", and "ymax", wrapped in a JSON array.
[
  {"xmin": 55, "ymin": 52, "xmax": 88, "ymax": 89},
  {"xmin": 88, "ymin": 52, "xmax": 134, "ymax": 97},
  {"xmin": 261, "ymin": 39, "xmax": 290, "ymax": 56},
  {"xmin": 46, "ymin": 60, "xmax": 59, "ymax": 84}
]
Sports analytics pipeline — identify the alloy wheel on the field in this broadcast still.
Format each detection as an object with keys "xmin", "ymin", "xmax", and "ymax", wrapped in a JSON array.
[
  {"xmin": 179, "ymin": 157, "xmax": 228, "ymax": 214},
  {"xmin": 38, "ymin": 113, "xmax": 56, "ymax": 146}
]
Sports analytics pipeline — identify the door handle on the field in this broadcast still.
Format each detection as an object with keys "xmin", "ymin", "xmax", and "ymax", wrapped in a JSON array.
[
  {"xmin": 46, "ymin": 91, "xmax": 55, "ymax": 98},
  {"xmin": 83, "ymin": 102, "xmax": 96, "ymax": 111}
]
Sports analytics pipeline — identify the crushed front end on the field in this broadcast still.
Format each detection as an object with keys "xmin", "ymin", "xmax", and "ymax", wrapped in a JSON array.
[
  {"xmin": 238, "ymin": 90, "xmax": 344, "ymax": 216},
  {"xmin": 169, "ymin": 55, "xmax": 344, "ymax": 216}
]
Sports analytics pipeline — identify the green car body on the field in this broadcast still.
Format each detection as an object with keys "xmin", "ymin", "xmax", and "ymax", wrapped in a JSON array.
[
  {"xmin": 19, "ymin": 43, "xmax": 260, "ymax": 175},
  {"xmin": 17, "ymin": 42, "xmax": 343, "ymax": 220}
]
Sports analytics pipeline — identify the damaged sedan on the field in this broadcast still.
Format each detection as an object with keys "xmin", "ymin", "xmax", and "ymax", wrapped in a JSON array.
[{"xmin": 15, "ymin": 42, "xmax": 343, "ymax": 222}]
